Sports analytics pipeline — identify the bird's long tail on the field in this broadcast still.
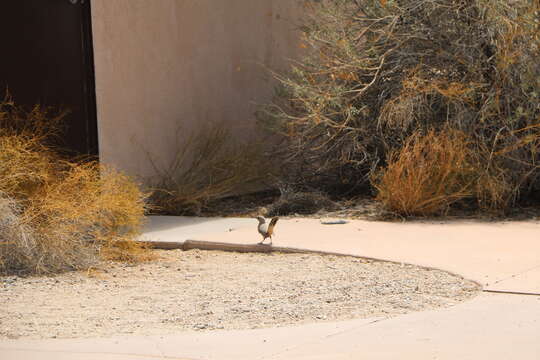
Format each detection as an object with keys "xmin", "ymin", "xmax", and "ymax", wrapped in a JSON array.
[{"xmin": 268, "ymin": 217, "xmax": 279, "ymax": 233}]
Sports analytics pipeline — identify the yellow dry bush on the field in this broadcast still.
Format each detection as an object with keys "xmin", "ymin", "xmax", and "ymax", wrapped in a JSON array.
[
  {"xmin": 0, "ymin": 99, "xmax": 149, "ymax": 275},
  {"xmin": 373, "ymin": 130, "xmax": 477, "ymax": 217},
  {"xmin": 90, "ymin": 164, "xmax": 152, "ymax": 263},
  {"xmin": 0, "ymin": 94, "xmax": 66, "ymax": 146},
  {"xmin": 21, "ymin": 162, "xmax": 151, "ymax": 272},
  {"xmin": 373, "ymin": 128, "xmax": 520, "ymax": 217},
  {"xmin": 0, "ymin": 135, "xmax": 57, "ymax": 200}
]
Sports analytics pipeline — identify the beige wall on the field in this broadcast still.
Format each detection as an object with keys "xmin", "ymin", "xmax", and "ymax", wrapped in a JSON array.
[{"xmin": 91, "ymin": 0, "xmax": 302, "ymax": 182}]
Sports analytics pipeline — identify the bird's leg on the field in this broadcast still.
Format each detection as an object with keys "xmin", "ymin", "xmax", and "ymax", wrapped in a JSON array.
[{"xmin": 259, "ymin": 237, "xmax": 272, "ymax": 246}]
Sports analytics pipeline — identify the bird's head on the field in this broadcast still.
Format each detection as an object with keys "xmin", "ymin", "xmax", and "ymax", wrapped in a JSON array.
[{"xmin": 256, "ymin": 216, "xmax": 265, "ymax": 224}]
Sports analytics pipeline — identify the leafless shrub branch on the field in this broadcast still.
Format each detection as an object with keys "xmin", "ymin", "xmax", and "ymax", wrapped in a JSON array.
[{"xmin": 149, "ymin": 123, "xmax": 271, "ymax": 215}]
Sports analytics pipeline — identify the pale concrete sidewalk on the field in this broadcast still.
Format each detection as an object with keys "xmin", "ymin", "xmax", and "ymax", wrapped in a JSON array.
[{"xmin": 2, "ymin": 215, "xmax": 540, "ymax": 360}]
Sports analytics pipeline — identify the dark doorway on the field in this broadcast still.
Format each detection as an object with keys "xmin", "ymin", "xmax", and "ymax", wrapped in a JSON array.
[{"xmin": 0, "ymin": 0, "xmax": 98, "ymax": 156}]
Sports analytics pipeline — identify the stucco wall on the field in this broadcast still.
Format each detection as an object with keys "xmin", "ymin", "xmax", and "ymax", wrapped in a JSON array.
[{"xmin": 91, "ymin": 0, "xmax": 302, "ymax": 182}]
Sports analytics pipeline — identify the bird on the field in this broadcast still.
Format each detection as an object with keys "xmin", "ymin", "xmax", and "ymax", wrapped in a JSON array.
[{"xmin": 256, "ymin": 216, "xmax": 279, "ymax": 245}]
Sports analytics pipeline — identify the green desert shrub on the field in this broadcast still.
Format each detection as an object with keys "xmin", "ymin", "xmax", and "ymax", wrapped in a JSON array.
[{"xmin": 259, "ymin": 0, "xmax": 540, "ymax": 214}]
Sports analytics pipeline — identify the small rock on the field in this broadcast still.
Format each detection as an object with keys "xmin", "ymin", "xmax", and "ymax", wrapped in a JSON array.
[{"xmin": 320, "ymin": 219, "xmax": 349, "ymax": 225}]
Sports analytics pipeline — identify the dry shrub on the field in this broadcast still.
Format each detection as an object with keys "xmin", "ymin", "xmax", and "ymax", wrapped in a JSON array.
[
  {"xmin": 259, "ymin": 0, "xmax": 540, "ymax": 212},
  {"xmin": 150, "ymin": 123, "xmax": 269, "ymax": 215},
  {"xmin": 0, "ymin": 93, "xmax": 67, "ymax": 146},
  {"xmin": 0, "ymin": 99, "xmax": 148, "ymax": 275},
  {"xmin": 373, "ymin": 130, "xmax": 477, "ymax": 216},
  {"xmin": 0, "ymin": 195, "xmax": 40, "ymax": 273},
  {"xmin": 0, "ymin": 159, "xmax": 149, "ymax": 275},
  {"xmin": 475, "ymin": 167, "xmax": 514, "ymax": 213},
  {"xmin": 266, "ymin": 189, "xmax": 337, "ymax": 217},
  {"xmin": 373, "ymin": 128, "xmax": 523, "ymax": 216},
  {"xmin": 25, "ymin": 163, "xmax": 149, "ymax": 266},
  {"xmin": 0, "ymin": 135, "xmax": 57, "ymax": 200}
]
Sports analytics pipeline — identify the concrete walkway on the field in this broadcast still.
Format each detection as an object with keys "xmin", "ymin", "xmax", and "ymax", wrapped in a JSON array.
[
  {"xmin": 144, "ymin": 216, "xmax": 540, "ymax": 293},
  {"xmin": 2, "ymin": 215, "xmax": 540, "ymax": 359}
]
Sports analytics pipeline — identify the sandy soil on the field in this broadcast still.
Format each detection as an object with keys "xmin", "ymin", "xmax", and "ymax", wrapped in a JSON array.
[{"xmin": 1, "ymin": 249, "xmax": 479, "ymax": 340}]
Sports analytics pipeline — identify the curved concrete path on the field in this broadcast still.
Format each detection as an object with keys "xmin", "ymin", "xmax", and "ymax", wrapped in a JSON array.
[{"xmin": 2, "ymin": 216, "xmax": 540, "ymax": 360}]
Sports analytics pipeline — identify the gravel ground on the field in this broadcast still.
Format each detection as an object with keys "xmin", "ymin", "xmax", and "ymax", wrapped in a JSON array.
[{"xmin": 1, "ymin": 249, "xmax": 479, "ymax": 340}]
